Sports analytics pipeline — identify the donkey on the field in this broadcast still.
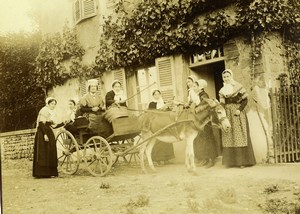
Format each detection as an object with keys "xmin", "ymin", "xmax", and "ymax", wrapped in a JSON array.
[{"xmin": 138, "ymin": 98, "xmax": 231, "ymax": 174}]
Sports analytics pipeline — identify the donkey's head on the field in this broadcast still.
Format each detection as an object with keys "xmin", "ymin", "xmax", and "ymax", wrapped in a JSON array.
[{"xmin": 203, "ymin": 98, "xmax": 231, "ymax": 132}]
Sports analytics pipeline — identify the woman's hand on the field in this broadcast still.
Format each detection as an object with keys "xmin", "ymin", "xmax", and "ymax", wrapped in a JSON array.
[{"xmin": 234, "ymin": 110, "xmax": 241, "ymax": 116}]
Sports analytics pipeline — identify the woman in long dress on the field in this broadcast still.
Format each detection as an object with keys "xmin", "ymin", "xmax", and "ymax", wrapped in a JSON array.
[
  {"xmin": 219, "ymin": 69, "xmax": 256, "ymax": 168},
  {"xmin": 32, "ymin": 97, "xmax": 63, "ymax": 178},
  {"xmin": 148, "ymin": 90, "xmax": 175, "ymax": 165},
  {"xmin": 191, "ymin": 79, "xmax": 218, "ymax": 168},
  {"xmin": 64, "ymin": 99, "xmax": 79, "ymax": 136}
]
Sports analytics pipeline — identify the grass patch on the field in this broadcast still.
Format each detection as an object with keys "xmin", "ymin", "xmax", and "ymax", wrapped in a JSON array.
[
  {"xmin": 258, "ymin": 198, "xmax": 300, "ymax": 214},
  {"xmin": 99, "ymin": 182, "xmax": 110, "ymax": 189},
  {"xmin": 187, "ymin": 198, "xmax": 201, "ymax": 213},
  {"xmin": 216, "ymin": 187, "xmax": 237, "ymax": 204},
  {"xmin": 121, "ymin": 194, "xmax": 150, "ymax": 214},
  {"xmin": 183, "ymin": 182, "xmax": 195, "ymax": 192},
  {"xmin": 264, "ymin": 184, "xmax": 279, "ymax": 194}
]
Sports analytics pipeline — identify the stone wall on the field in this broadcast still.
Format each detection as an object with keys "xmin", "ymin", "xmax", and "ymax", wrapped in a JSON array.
[{"xmin": 0, "ymin": 129, "xmax": 35, "ymax": 160}]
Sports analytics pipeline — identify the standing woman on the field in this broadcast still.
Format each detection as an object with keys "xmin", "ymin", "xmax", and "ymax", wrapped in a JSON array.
[
  {"xmin": 33, "ymin": 97, "xmax": 63, "ymax": 178},
  {"xmin": 219, "ymin": 69, "xmax": 256, "ymax": 168},
  {"xmin": 148, "ymin": 90, "xmax": 174, "ymax": 165},
  {"xmin": 192, "ymin": 79, "xmax": 218, "ymax": 168},
  {"xmin": 186, "ymin": 75, "xmax": 197, "ymax": 106},
  {"xmin": 64, "ymin": 99, "xmax": 79, "ymax": 136},
  {"xmin": 105, "ymin": 80, "xmax": 127, "ymax": 109}
]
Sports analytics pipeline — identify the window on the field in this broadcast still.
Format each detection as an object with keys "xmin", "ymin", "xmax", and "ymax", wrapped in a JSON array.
[
  {"xmin": 189, "ymin": 47, "xmax": 224, "ymax": 67},
  {"xmin": 136, "ymin": 66, "xmax": 158, "ymax": 110},
  {"xmin": 73, "ymin": 0, "xmax": 97, "ymax": 24}
]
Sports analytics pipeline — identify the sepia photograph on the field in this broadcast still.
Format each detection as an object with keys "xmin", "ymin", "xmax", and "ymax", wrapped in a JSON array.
[{"xmin": 0, "ymin": 0, "xmax": 300, "ymax": 213}]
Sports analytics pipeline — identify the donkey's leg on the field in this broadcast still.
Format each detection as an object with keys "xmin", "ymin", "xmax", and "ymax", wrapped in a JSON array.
[
  {"xmin": 145, "ymin": 139, "xmax": 157, "ymax": 173},
  {"xmin": 186, "ymin": 131, "xmax": 198, "ymax": 174},
  {"xmin": 139, "ymin": 131, "xmax": 151, "ymax": 174}
]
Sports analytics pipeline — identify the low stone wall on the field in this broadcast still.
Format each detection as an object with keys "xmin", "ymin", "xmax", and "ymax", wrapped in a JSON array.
[{"xmin": 0, "ymin": 129, "xmax": 36, "ymax": 160}]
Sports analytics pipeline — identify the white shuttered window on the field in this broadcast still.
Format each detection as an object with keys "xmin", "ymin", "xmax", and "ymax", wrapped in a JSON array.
[
  {"xmin": 74, "ymin": 0, "xmax": 97, "ymax": 24},
  {"xmin": 112, "ymin": 68, "xmax": 127, "ymax": 94},
  {"xmin": 155, "ymin": 57, "xmax": 175, "ymax": 103}
]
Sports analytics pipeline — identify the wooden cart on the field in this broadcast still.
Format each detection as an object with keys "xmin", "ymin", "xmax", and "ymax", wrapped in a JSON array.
[{"xmin": 55, "ymin": 116, "xmax": 141, "ymax": 177}]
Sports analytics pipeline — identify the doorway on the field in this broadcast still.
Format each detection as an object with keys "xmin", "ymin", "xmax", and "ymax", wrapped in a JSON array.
[{"xmin": 190, "ymin": 61, "xmax": 225, "ymax": 100}]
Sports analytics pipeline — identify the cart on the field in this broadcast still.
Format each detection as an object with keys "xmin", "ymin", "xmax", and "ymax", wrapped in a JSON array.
[{"xmin": 55, "ymin": 116, "xmax": 141, "ymax": 177}]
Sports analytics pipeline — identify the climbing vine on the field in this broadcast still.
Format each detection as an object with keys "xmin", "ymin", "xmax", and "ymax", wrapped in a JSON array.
[
  {"xmin": 34, "ymin": 25, "xmax": 86, "ymax": 87},
  {"xmin": 34, "ymin": 0, "xmax": 300, "ymax": 85},
  {"xmin": 94, "ymin": 0, "xmax": 299, "ymax": 76}
]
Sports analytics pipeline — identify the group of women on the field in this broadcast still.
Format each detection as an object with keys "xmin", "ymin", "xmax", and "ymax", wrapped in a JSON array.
[
  {"xmin": 32, "ymin": 68, "xmax": 256, "ymax": 178},
  {"xmin": 148, "ymin": 69, "xmax": 256, "ymax": 169},
  {"xmin": 187, "ymin": 69, "xmax": 256, "ymax": 168},
  {"xmin": 32, "ymin": 79, "xmax": 127, "ymax": 178}
]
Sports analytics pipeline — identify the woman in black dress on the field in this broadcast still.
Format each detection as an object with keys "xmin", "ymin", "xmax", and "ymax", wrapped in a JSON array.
[
  {"xmin": 32, "ymin": 97, "xmax": 64, "ymax": 178},
  {"xmin": 105, "ymin": 80, "xmax": 127, "ymax": 109},
  {"xmin": 148, "ymin": 90, "xmax": 175, "ymax": 165},
  {"xmin": 192, "ymin": 79, "xmax": 218, "ymax": 168}
]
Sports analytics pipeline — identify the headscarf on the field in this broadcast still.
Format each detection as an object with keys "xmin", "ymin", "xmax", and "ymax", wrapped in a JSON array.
[
  {"xmin": 87, "ymin": 79, "xmax": 99, "ymax": 92},
  {"xmin": 187, "ymin": 75, "xmax": 197, "ymax": 103},
  {"xmin": 111, "ymin": 80, "xmax": 122, "ymax": 88},
  {"xmin": 45, "ymin": 97, "xmax": 57, "ymax": 105},
  {"xmin": 196, "ymin": 79, "xmax": 207, "ymax": 90},
  {"xmin": 220, "ymin": 69, "xmax": 235, "ymax": 96},
  {"xmin": 151, "ymin": 89, "xmax": 165, "ymax": 109}
]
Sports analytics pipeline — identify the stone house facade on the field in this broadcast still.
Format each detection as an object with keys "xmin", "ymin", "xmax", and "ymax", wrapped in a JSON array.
[{"xmin": 2, "ymin": 0, "xmax": 291, "ymax": 163}]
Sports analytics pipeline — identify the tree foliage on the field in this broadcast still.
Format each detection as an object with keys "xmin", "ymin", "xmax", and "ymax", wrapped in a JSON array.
[
  {"xmin": 0, "ymin": 32, "xmax": 44, "ymax": 131},
  {"xmin": 94, "ymin": 0, "xmax": 300, "ymax": 79},
  {"xmin": 34, "ymin": 25, "xmax": 86, "ymax": 88}
]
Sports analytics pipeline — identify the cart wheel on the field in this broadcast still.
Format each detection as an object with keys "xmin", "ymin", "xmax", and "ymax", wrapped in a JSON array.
[
  {"xmin": 83, "ymin": 136, "xmax": 113, "ymax": 177},
  {"xmin": 56, "ymin": 129, "xmax": 80, "ymax": 175},
  {"xmin": 124, "ymin": 135, "xmax": 141, "ymax": 165}
]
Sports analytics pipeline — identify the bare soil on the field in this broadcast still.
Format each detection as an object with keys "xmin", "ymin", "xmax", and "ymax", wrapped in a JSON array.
[{"xmin": 2, "ymin": 158, "xmax": 300, "ymax": 214}]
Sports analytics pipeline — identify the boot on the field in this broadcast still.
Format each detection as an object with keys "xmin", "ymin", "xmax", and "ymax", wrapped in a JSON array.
[{"xmin": 205, "ymin": 159, "xmax": 214, "ymax": 168}]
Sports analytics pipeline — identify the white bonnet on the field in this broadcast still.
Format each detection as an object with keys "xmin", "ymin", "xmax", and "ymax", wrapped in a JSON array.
[
  {"xmin": 187, "ymin": 75, "xmax": 197, "ymax": 82},
  {"xmin": 112, "ymin": 80, "xmax": 122, "ymax": 88},
  {"xmin": 87, "ymin": 79, "xmax": 99, "ymax": 91},
  {"xmin": 196, "ymin": 79, "xmax": 207, "ymax": 89},
  {"xmin": 45, "ymin": 97, "xmax": 56, "ymax": 105}
]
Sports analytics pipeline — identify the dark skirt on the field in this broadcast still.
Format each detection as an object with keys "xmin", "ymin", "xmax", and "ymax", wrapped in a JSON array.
[
  {"xmin": 222, "ymin": 119, "xmax": 256, "ymax": 167},
  {"xmin": 32, "ymin": 122, "xmax": 58, "ymax": 178},
  {"xmin": 194, "ymin": 124, "xmax": 218, "ymax": 161},
  {"xmin": 88, "ymin": 114, "xmax": 113, "ymax": 138},
  {"xmin": 151, "ymin": 141, "xmax": 175, "ymax": 162}
]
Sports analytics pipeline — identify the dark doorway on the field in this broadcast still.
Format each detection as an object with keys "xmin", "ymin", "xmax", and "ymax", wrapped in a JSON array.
[{"xmin": 190, "ymin": 60, "xmax": 225, "ymax": 100}]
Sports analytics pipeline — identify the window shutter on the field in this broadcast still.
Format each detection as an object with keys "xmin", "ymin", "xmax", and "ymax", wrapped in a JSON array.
[
  {"xmin": 74, "ymin": 0, "xmax": 81, "ymax": 24},
  {"xmin": 82, "ymin": 0, "xmax": 97, "ymax": 19},
  {"xmin": 155, "ymin": 57, "xmax": 175, "ymax": 102},
  {"xmin": 113, "ymin": 68, "xmax": 127, "ymax": 94},
  {"xmin": 80, "ymin": 79, "xmax": 87, "ymax": 96}
]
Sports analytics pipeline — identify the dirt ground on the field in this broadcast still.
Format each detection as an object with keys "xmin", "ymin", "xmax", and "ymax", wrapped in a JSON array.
[{"xmin": 2, "ymin": 158, "xmax": 300, "ymax": 214}]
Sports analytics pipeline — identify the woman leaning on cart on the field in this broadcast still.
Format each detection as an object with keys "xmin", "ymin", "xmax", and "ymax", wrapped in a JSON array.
[{"xmin": 32, "ymin": 97, "xmax": 65, "ymax": 178}]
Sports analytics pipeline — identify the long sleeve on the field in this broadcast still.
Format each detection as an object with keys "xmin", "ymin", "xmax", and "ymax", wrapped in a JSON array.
[
  {"xmin": 80, "ymin": 106, "xmax": 93, "ymax": 113},
  {"xmin": 105, "ymin": 91, "xmax": 115, "ymax": 109},
  {"xmin": 239, "ymin": 97, "xmax": 248, "ymax": 111}
]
